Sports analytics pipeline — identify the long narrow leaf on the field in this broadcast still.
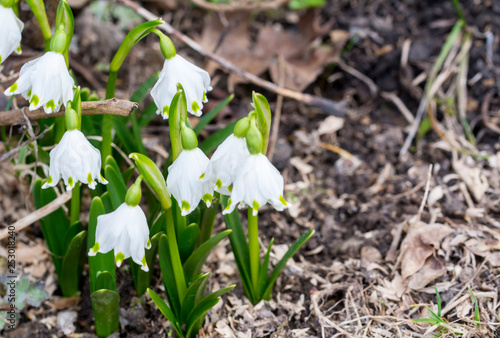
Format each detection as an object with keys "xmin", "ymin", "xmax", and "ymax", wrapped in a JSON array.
[
  {"xmin": 60, "ymin": 231, "xmax": 87, "ymax": 297},
  {"xmin": 180, "ymin": 273, "xmax": 209, "ymax": 323},
  {"xmin": 258, "ymin": 238, "xmax": 274, "ymax": 296},
  {"xmin": 158, "ymin": 234, "xmax": 181, "ymax": 316},
  {"xmin": 147, "ymin": 288, "xmax": 183, "ymax": 337},
  {"xmin": 199, "ymin": 121, "xmax": 236, "ymax": 155},
  {"xmin": 193, "ymin": 94, "xmax": 234, "ymax": 136},
  {"xmin": 262, "ymin": 229, "xmax": 314, "ymax": 300}
]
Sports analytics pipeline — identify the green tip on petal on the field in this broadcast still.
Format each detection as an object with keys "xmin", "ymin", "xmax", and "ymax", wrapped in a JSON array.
[
  {"xmin": 115, "ymin": 252, "xmax": 125, "ymax": 265},
  {"xmin": 162, "ymin": 105, "xmax": 170, "ymax": 117},
  {"xmin": 199, "ymin": 172, "xmax": 205, "ymax": 179},
  {"xmin": 8, "ymin": 82, "xmax": 17, "ymax": 93},
  {"xmin": 146, "ymin": 238, "xmax": 151, "ymax": 248},
  {"xmin": 202, "ymin": 193, "xmax": 213, "ymax": 204},
  {"xmin": 192, "ymin": 101, "xmax": 200, "ymax": 113},
  {"xmin": 46, "ymin": 176, "xmax": 53, "ymax": 184},
  {"xmin": 87, "ymin": 173, "xmax": 94, "ymax": 185},
  {"xmin": 216, "ymin": 179, "xmax": 223, "ymax": 190},
  {"xmin": 228, "ymin": 184, "xmax": 233, "ymax": 193},
  {"xmin": 68, "ymin": 176, "xmax": 74, "ymax": 188},
  {"xmin": 30, "ymin": 94, "xmax": 39, "ymax": 107},
  {"xmin": 91, "ymin": 242, "xmax": 100, "ymax": 253},
  {"xmin": 252, "ymin": 201, "xmax": 260, "ymax": 211},
  {"xmin": 0, "ymin": 55, "xmax": 2, "ymax": 65},
  {"xmin": 27, "ymin": 89, "xmax": 31, "ymax": 97},
  {"xmin": 16, "ymin": 46, "xmax": 21, "ymax": 53},
  {"xmin": 46, "ymin": 99, "xmax": 55, "ymax": 111},
  {"xmin": 279, "ymin": 195, "xmax": 288, "ymax": 206},
  {"xmin": 181, "ymin": 200, "xmax": 190, "ymax": 212},
  {"xmin": 202, "ymin": 91, "xmax": 207, "ymax": 102},
  {"xmin": 141, "ymin": 255, "xmax": 147, "ymax": 267}
]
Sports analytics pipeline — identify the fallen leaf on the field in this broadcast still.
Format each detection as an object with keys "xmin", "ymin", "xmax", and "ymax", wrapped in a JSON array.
[
  {"xmin": 407, "ymin": 255, "xmax": 445, "ymax": 290},
  {"xmin": 453, "ymin": 158, "xmax": 489, "ymax": 201},
  {"xmin": 318, "ymin": 115, "xmax": 345, "ymax": 135}
]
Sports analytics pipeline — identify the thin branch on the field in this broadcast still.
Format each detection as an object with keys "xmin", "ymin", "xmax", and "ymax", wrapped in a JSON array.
[
  {"xmin": 0, "ymin": 191, "xmax": 72, "ymax": 240},
  {"xmin": 191, "ymin": 0, "xmax": 291, "ymax": 12},
  {"xmin": 118, "ymin": 0, "xmax": 346, "ymax": 116},
  {"xmin": 0, "ymin": 98, "xmax": 138, "ymax": 126}
]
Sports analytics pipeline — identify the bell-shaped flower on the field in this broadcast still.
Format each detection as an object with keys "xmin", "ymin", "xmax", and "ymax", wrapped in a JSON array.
[
  {"xmin": 167, "ymin": 148, "xmax": 213, "ymax": 216},
  {"xmin": 223, "ymin": 153, "xmax": 289, "ymax": 216},
  {"xmin": 42, "ymin": 129, "xmax": 108, "ymax": 191},
  {"xmin": 4, "ymin": 51, "xmax": 74, "ymax": 114},
  {"xmin": 88, "ymin": 203, "xmax": 151, "ymax": 272},
  {"xmin": 202, "ymin": 134, "xmax": 250, "ymax": 195},
  {"xmin": 0, "ymin": 5, "xmax": 23, "ymax": 65},
  {"xmin": 150, "ymin": 54, "xmax": 212, "ymax": 119}
]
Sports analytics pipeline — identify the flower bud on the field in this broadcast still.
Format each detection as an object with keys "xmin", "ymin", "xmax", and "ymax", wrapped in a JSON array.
[
  {"xmin": 50, "ymin": 25, "xmax": 67, "ymax": 54},
  {"xmin": 181, "ymin": 123, "xmax": 198, "ymax": 151},
  {"xmin": 245, "ymin": 118, "xmax": 263, "ymax": 155},
  {"xmin": 159, "ymin": 33, "xmax": 177, "ymax": 60},
  {"xmin": 233, "ymin": 116, "xmax": 251, "ymax": 139},
  {"xmin": 125, "ymin": 176, "xmax": 143, "ymax": 207},
  {"xmin": 65, "ymin": 107, "xmax": 78, "ymax": 131}
]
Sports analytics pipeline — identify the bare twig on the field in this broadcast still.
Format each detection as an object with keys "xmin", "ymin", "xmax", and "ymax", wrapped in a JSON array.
[
  {"xmin": 0, "ymin": 129, "xmax": 48, "ymax": 163},
  {"xmin": 0, "ymin": 99, "xmax": 138, "ymax": 126},
  {"xmin": 118, "ymin": 0, "xmax": 346, "ymax": 116},
  {"xmin": 267, "ymin": 54, "xmax": 285, "ymax": 161},
  {"xmin": 0, "ymin": 191, "xmax": 72, "ymax": 240},
  {"xmin": 191, "ymin": 0, "xmax": 290, "ymax": 12}
]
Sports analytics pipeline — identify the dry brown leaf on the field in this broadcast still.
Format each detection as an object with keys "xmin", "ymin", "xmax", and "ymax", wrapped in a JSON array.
[
  {"xmin": 407, "ymin": 255, "xmax": 445, "ymax": 290},
  {"xmin": 452, "ymin": 158, "xmax": 489, "ymax": 201},
  {"xmin": 400, "ymin": 223, "xmax": 452, "ymax": 280},
  {"xmin": 317, "ymin": 115, "xmax": 345, "ymax": 135}
]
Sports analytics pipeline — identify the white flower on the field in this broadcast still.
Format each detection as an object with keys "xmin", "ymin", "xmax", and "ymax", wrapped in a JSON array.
[
  {"xmin": 0, "ymin": 5, "xmax": 23, "ymax": 65},
  {"xmin": 42, "ymin": 130, "xmax": 108, "ymax": 191},
  {"xmin": 201, "ymin": 134, "xmax": 250, "ymax": 195},
  {"xmin": 223, "ymin": 153, "xmax": 288, "ymax": 216},
  {"xmin": 4, "ymin": 51, "xmax": 74, "ymax": 114},
  {"xmin": 151, "ymin": 55, "xmax": 212, "ymax": 119},
  {"xmin": 167, "ymin": 148, "xmax": 213, "ymax": 216},
  {"xmin": 88, "ymin": 203, "xmax": 151, "ymax": 272}
]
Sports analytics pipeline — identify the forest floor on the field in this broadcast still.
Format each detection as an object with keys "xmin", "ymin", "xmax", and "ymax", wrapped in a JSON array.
[{"xmin": 1, "ymin": 0, "xmax": 500, "ymax": 337}]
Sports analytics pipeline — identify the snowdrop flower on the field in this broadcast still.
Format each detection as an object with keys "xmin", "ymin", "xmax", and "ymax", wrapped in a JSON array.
[
  {"xmin": 42, "ymin": 129, "xmax": 107, "ymax": 191},
  {"xmin": 4, "ymin": 51, "xmax": 74, "ymax": 113},
  {"xmin": 89, "ymin": 203, "xmax": 151, "ymax": 272},
  {"xmin": 0, "ymin": 4, "xmax": 23, "ymax": 65},
  {"xmin": 223, "ymin": 153, "xmax": 288, "ymax": 216},
  {"xmin": 167, "ymin": 148, "xmax": 214, "ymax": 216},
  {"xmin": 151, "ymin": 55, "xmax": 212, "ymax": 119},
  {"xmin": 201, "ymin": 134, "xmax": 250, "ymax": 195}
]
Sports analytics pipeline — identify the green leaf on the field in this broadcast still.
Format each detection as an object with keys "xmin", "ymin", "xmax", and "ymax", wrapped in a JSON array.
[
  {"xmin": 147, "ymin": 288, "xmax": 183, "ymax": 337},
  {"xmin": 186, "ymin": 285, "xmax": 235, "ymax": 337},
  {"xmin": 158, "ymin": 234, "xmax": 181, "ymax": 316},
  {"xmin": 113, "ymin": 116, "xmax": 137, "ymax": 154},
  {"xmin": 199, "ymin": 121, "xmax": 237, "ymax": 155},
  {"xmin": 169, "ymin": 88, "xmax": 187, "ymax": 159},
  {"xmin": 63, "ymin": 221, "xmax": 83, "ymax": 255},
  {"xmin": 412, "ymin": 318, "xmax": 438, "ymax": 324},
  {"xmin": 182, "ymin": 230, "xmax": 231, "ymax": 283},
  {"xmin": 289, "ymin": 0, "xmax": 325, "ymax": 10},
  {"xmin": 129, "ymin": 152, "xmax": 172, "ymax": 209},
  {"xmin": 95, "ymin": 271, "xmax": 115, "ymax": 291},
  {"xmin": 33, "ymin": 179, "xmax": 69, "ymax": 276},
  {"xmin": 138, "ymin": 102, "xmax": 159, "ymax": 129},
  {"xmin": 104, "ymin": 158, "xmax": 127, "ymax": 209},
  {"xmin": 60, "ymin": 231, "xmax": 87, "ymax": 297},
  {"xmin": 91, "ymin": 290, "xmax": 120, "ymax": 337},
  {"xmin": 262, "ymin": 229, "xmax": 314, "ymax": 300},
  {"xmin": 252, "ymin": 92, "xmax": 272, "ymax": 153},
  {"xmin": 55, "ymin": 0, "xmax": 74, "ymax": 53},
  {"xmin": 434, "ymin": 285, "xmax": 442, "ymax": 317},
  {"xmin": 180, "ymin": 273, "xmax": 210, "ymax": 323},
  {"xmin": 467, "ymin": 285, "xmax": 480, "ymax": 327},
  {"xmin": 258, "ymin": 238, "xmax": 274, "ymax": 296},
  {"xmin": 88, "ymin": 197, "xmax": 116, "ymax": 293},
  {"xmin": 110, "ymin": 19, "xmax": 165, "ymax": 72},
  {"xmin": 122, "ymin": 166, "xmax": 135, "ymax": 185},
  {"xmin": 220, "ymin": 195, "xmax": 254, "ymax": 302},
  {"xmin": 151, "ymin": 211, "xmax": 167, "ymax": 236},
  {"xmin": 101, "ymin": 191, "xmax": 113, "ymax": 213},
  {"xmin": 193, "ymin": 94, "xmax": 234, "ymax": 136},
  {"xmin": 25, "ymin": 0, "xmax": 51, "ymax": 47},
  {"xmin": 130, "ymin": 72, "xmax": 159, "ymax": 103},
  {"xmin": 133, "ymin": 232, "xmax": 163, "ymax": 296},
  {"xmin": 179, "ymin": 223, "xmax": 201, "ymax": 264}
]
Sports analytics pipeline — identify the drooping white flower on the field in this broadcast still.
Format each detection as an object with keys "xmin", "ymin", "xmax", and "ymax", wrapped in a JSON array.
[
  {"xmin": 4, "ymin": 51, "xmax": 74, "ymax": 114},
  {"xmin": 42, "ymin": 130, "xmax": 108, "ymax": 191},
  {"xmin": 167, "ymin": 148, "xmax": 213, "ymax": 216},
  {"xmin": 0, "ymin": 5, "xmax": 23, "ymax": 65},
  {"xmin": 150, "ymin": 55, "xmax": 212, "ymax": 119},
  {"xmin": 223, "ymin": 153, "xmax": 288, "ymax": 216},
  {"xmin": 88, "ymin": 203, "xmax": 151, "ymax": 272},
  {"xmin": 202, "ymin": 134, "xmax": 250, "ymax": 195}
]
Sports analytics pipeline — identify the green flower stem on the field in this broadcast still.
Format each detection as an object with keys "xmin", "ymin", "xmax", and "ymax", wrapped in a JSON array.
[
  {"xmin": 101, "ymin": 71, "xmax": 118, "ymax": 164},
  {"xmin": 26, "ymin": 0, "xmax": 51, "ymax": 50},
  {"xmin": 70, "ymin": 184, "xmax": 80, "ymax": 224},
  {"xmin": 248, "ymin": 210, "xmax": 260, "ymax": 294},
  {"xmin": 165, "ymin": 207, "xmax": 187, "ymax": 301},
  {"xmin": 174, "ymin": 204, "xmax": 186, "ymax": 242},
  {"xmin": 199, "ymin": 197, "xmax": 220, "ymax": 244}
]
